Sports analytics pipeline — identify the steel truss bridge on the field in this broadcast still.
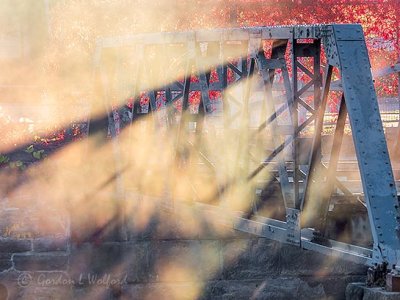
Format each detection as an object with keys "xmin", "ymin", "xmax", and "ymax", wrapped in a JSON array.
[{"xmin": 94, "ymin": 24, "xmax": 400, "ymax": 283}]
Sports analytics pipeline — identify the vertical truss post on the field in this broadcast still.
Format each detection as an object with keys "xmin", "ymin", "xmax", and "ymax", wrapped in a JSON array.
[
  {"xmin": 176, "ymin": 38, "xmax": 195, "ymax": 164},
  {"xmin": 300, "ymin": 65, "xmax": 332, "ymax": 218},
  {"xmin": 325, "ymin": 24, "xmax": 400, "ymax": 267},
  {"xmin": 196, "ymin": 52, "xmax": 211, "ymax": 144},
  {"xmin": 129, "ymin": 45, "xmax": 144, "ymax": 126},
  {"xmin": 291, "ymin": 38, "xmax": 300, "ymax": 209},
  {"xmin": 291, "ymin": 38, "xmax": 321, "ymax": 209},
  {"xmin": 234, "ymin": 34, "xmax": 259, "ymax": 180},
  {"xmin": 220, "ymin": 42, "xmax": 230, "ymax": 130},
  {"xmin": 318, "ymin": 96, "xmax": 347, "ymax": 231},
  {"xmin": 257, "ymin": 40, "xmax": 295, "ymax": 209},
  {"xmin": 96, "ymin": 48, "xmax": 128, "ymax": 241},
  {"xmin": 313, "ymin": 39, "xmax": 322, "ymax": 161}
]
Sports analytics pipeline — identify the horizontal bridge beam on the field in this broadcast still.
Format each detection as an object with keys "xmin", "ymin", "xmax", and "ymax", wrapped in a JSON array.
[{"xmin": 97, "ymin": 25, "xmax": 328, "ymax": 48}]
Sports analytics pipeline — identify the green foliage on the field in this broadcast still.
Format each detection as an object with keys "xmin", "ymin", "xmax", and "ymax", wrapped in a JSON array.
[
  {"xmin": 0, "ymin": 144, "xmax": 46, "ymax": 171},
  {"xmin": 33, "ymin": 150, "xmax": 45, "ymax": 160},
  {"xmin": 24, "ymin": 144, "xmax": 46, "ymax": 160},
  {"xmin": 0, "ymin": 154, "xmax": 9, "ymax": 164},
  {"xmin": 25, "ymin": 145, "xmax": 35, "ymax": 153},
  {"xmin": 9, "ymin": 160, "xmax": 26, "ymax": 171}
]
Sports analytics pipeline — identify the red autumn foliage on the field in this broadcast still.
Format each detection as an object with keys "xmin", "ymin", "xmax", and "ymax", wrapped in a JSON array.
[{"xmin": 134, "ymin": 0, "xmax": 399, "ymax": 109}]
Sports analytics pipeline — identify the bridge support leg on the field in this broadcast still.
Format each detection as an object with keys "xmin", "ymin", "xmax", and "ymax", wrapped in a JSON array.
[{"xmin": 346, "ymin": 282, "xmax": 400, "ymax": 300}]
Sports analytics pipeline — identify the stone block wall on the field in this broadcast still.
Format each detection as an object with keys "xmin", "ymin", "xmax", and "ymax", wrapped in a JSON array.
[{"xmin": 0, "ymin": 197, "xmax": 368, "ymax": 300}]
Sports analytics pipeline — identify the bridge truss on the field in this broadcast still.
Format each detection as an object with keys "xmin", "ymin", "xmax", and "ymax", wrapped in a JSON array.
[{"xmin": 94, "ymin": 24, "xmax": 400, "ymax": 276}]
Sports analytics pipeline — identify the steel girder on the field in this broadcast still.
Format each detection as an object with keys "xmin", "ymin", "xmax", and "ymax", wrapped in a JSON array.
[
  {"xmin": 95, "ymin": 24, "xmax": 400, "ymax": 269},
  {"xmin": 324, "ymin": 25, "xmax": 400, "ymax": 267}
]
